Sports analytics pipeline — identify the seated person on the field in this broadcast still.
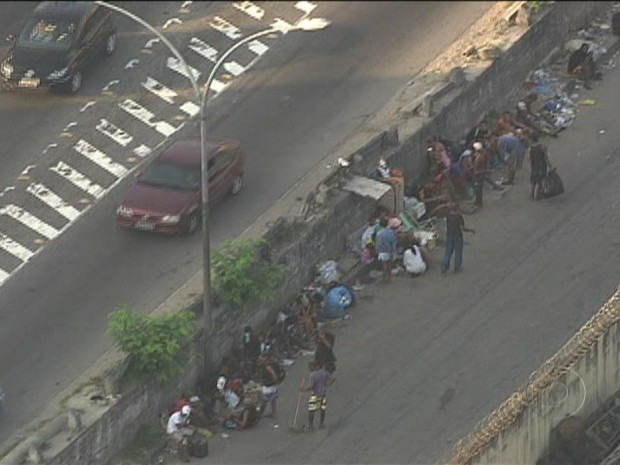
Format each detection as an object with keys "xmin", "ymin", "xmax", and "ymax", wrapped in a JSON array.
[
  {"xmin": 567, "ymin": 43, "xmax": 601, "ymax": 89},
  {"xmin": 167, "ymin": 406, "xmax": 194, "ymax": 462}
]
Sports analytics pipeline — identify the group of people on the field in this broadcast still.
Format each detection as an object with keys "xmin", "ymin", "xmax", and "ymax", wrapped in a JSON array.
[{"xmin": 361, "ymin": 213, "xmax": 430, "ymax": 281}]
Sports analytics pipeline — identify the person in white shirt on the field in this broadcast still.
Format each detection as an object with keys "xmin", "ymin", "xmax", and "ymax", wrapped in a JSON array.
[
  {"xmin": 167, "ymin": 405, "xmax": 194, "ymax": 462},
  {"xmin": 403, "ymin": 245, "xmax": 427, "ymax": 276}
]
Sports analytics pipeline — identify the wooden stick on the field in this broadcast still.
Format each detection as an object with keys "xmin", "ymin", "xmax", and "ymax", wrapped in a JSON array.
[{"xmin": 290, "ymin": 377, "xmax": 305, "ymax": 430}]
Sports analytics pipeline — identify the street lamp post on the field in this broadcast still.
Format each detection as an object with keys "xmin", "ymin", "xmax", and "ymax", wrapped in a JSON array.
[
  {"xmin": 93, "ymin": 1, "xmax": 329, "ymax": 371},
  {"xmin": 199, "ymin": 17, "xmax": 330, "ymax": 366}
]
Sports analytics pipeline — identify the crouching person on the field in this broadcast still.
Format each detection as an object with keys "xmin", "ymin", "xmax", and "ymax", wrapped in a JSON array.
[
  {"xmin": 403, "ymin": 243, "xmax": 427, "ymax": 277},
  {"xmin": 167, "ymin": 405, "xmax": 194, "ymax": 462}
]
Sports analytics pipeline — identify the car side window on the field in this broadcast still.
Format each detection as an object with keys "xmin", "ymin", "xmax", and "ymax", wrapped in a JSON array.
[
  {"xmin": 208, "ymin": 150, "xmax": 234, "ymax": 182},
  {"xmin": 79, "ymin": 9, "xmax": 105, "ymax": 45}
]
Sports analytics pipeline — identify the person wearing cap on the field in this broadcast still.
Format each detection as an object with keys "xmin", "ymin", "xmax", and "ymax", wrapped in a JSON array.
[
  {"xmin": 167, "ymin": 405, "xmax": 194, "ymax": 462},
  {"xmin": 472, "ymin": 142, "xmax": 503, "ymax": 207}
]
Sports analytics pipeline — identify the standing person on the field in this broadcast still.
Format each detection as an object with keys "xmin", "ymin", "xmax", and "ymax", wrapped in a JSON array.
[
  {"xmin": 258, "ymin": 352, "xmax": 285, "ymax": 419},
  {"xmin": 301, "ymin": 361, "xmax": 335, "ymax": 430},
  {"xmin": 433, "ymin": 202, "xmax": 476, "ymax": 275},
  {"xmin": 497, "ymin": 132, "xmax": 527, "ymax": 185},
  {"xmin": 472, "ymin": 142, "xmax": 503, "ymax": 207},
  {"xmin": 314, "ymin": 329, "xmax": 336, "ymax": 374},
  {"xmin": 374, "ymin": 217, "xmax": 398, "ymax": 281},
  {"xmin": 241, "ymin": 326, "xmax": 260, "ymax": 362},
  {"xmin": 528, "ymin": 134, "xmax": 552, "ymax": 201}
]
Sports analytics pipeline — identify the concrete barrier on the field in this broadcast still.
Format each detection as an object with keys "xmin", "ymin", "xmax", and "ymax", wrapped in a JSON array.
[
  {"xmin": 2, "ymin": 2, "xmax": 615, "ymax": 463},
  {"xmin": 441, "ymin": 286, "xmax": 620, "ymax": 465}
]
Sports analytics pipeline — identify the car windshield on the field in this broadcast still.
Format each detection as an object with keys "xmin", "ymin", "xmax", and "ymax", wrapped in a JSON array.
[
  {"xmin": 139, "ymin": 161, "xmax": 201, "ymax": 191},
  {"xmin": 17, "ymin": 16, "xmax": 76, "ymax": 50}
]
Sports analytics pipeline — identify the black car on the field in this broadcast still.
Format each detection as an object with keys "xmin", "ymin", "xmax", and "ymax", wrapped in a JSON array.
[{"xmin": 0, "ymin": 1, "xmax": 117, "ymax": 94}]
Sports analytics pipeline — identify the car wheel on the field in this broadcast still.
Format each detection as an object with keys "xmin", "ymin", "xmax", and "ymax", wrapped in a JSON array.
[
  {"xmin": 68, "ymin": 71, "xmax": 82, "ymax": 94},
  {"xmin": 104, "ymin": 32, "xmax": 117, "ymax": 56},
  {"xmin": 186, "ymin": 213, "xmax": 199, "ymax": 235},
  {"xmin": 230, "ymin": 174, "xmax": 243, "ymax": 195}
]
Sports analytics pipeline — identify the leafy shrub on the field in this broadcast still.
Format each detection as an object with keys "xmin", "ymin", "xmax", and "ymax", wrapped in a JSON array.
[
  {"xmin": 108, "ymin": 308, "xmax": 196, "ymax": 381},
  {"xmin": 212, "ymin": 238, "xmax": 284, "ymax": 307}
]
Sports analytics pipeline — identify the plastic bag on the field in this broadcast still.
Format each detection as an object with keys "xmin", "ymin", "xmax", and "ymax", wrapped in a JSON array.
[{"xmin": 317, "ymin": 260, "xmax": 340, "ymax": 284}]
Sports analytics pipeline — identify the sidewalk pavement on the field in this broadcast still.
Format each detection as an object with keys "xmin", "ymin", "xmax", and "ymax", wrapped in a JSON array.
[{"xmin": 164, "ymin": 39, "xmax": 620, "ymax": 465}]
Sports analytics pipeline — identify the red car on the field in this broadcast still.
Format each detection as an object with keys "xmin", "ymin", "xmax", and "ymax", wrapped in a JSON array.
[{"xmin": 116, "ymin": 138, "xmax": 245, "ymax": 234}]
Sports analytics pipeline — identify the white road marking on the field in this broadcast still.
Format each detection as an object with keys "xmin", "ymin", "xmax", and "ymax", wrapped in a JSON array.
[
  {"xmin": 163, "ymin": 18, "xmax": 182, "ymax": 29},
  {"xmin": 63, "ymin": 122, "xmax": 78, "ymax": 132},
  {"xmin": 0, "ymin": 205, "xmax": 59, "ymax": 240},
  {"xmin": 141, "ymin": 76, "xmax": 177, "ymax": 104},
  {"xmin": 124, "ymin": 59, "xmax": 139, "ymax": 69},
  {"xmin": 42, "ymin": 143, "xmax": 58, "ymax": 155},
  {"xmin": 224, "ymin": 61, "xmax": 245, "ymax": 77},
  {"xmin": 96, "ymin": 119, "xmax": 133, "ymax": 147},
  {"xmin": 209, "ymin": 16, "xmax": 242, "ymax": 40},
  {"xmin": 180, "ymin": 101, "xmax": 200, "ymax": 117},
  {"xmin": 166, "ymin": 57, "xmax": 201, "ymax": 81},
  {"xmin": 144, "ymin": 38, "xmax": 160, "ymax": 49},
  {"xmin": 26, "ymin": 183, "xmax": 80, "ymax": 221},
  {"xmin": 80, "ymin": 101, "xmax": 96, "ymax": 113},
  {"xmin": 0, "ymin": 186, "xmax": 15, "ymax": 197},
  {"xmin": 20, "ymin": 165, "xmax": 36, "ymax": 177},
  {"xmin": 181, "ymin": 0, "xmax": 192, "ymax": 8},
  {"xmin": 188, "ymin": 37, "xmax": 218, "ymax": 63},
  {"xmin": 248, "ymin": 39, "xmax": 268, "ymax": 56},
  {"xmin": 119, "ymin": 99, "xmax": 177, "ymax": 138},
  {"xmin": 233, "ymin": 1, "xmax": 265, "ymax": 20},
  {"xmin": 50, "ymin": 161, "xmax": 105, "ymax": 199},
  {"xmin": 295, "ymin": 1, "xmax": 317, "ymax": 14},
  {"xmin": 0, "ymin": 268, "xmax": 8, "ymax": 285},
  {"xmin": 133, "ymin": 145, "xmax": 152, "ymax": 158},
  {"xmin": 0, "ymin": 232, "xmax": 34, "ymax": 262},
  {"xmin": 101, "ymin": 80, "xmax": 120, "ymax": 93},
  {"xmin": 271, "ymin": 18, "xmax": 294, "ymax": 34},
  {"xmin": 73, "ymin": 139, "xmax": 129, "ymax": 178}
]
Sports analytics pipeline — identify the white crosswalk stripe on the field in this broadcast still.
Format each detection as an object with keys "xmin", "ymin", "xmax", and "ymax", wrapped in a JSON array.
[
  {"xmin": 26, "ymin": 183, "xmax": 80, "ymax": 221},
  {"xmin": 167, "ymin": 56, "xmax": 201, "ymax": 81},
  {"xmin": 224, "ymin": 61, "xmax": 245, "ymax": 77},
  {"xmin": 119, "ymin": 99, "xmax": 178, "ymax": 138},
  {"xmin": 188, "ymin": 37, "xmax": 218, "ymax": 63},
  {"xmin": 233, "ymin": 1, "xmax": 265, "ymax": 20},
  {"xmin": 73, "ymin": 139, "xmax": 129, "ymax": 178},
  {"xmin": 180, "ymin": 101, "xmax": 200, "ymax": 117},
  {"xmin": 248, "ymin": 39, "xmax": 269, "ymax": 56},
  {"xmin": 209, "ymin": 16, "xmax": 242, "ymax": 40},
  {"xmin": 50, "ymin": 162, "xmax": 106, "ymax": 199},
  {"xmin": 96, "ymin": 119, "xmax": 133, "ymax": 147},
  {"xmin": 141, "ymin": 76, "xmax": 177, "ymax": 104},
  {"xmin": 294, "ymin": 1, "xmax": 317, "ymax": 14},
  {"xmin": 0, "ymin": 268, "xmax": 9, "ymax": 285},
  {"xmin": 0, "ymin": 204, "xmax": 59, "ymax": 240},
  {"xmin": 0, "ymin": 232, "xmax": 34, "ymax": 262}
]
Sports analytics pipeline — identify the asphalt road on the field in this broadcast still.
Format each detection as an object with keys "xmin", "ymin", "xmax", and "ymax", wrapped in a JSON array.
[
  {"xmin": 0, "ymin": 1, "xmax": 494, "ymax": 445},
  {"xmin": 177, "ymin": 52, "xmax": 620, "ymax": 464}
]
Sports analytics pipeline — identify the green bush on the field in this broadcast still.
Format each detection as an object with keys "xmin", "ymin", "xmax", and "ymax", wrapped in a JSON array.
[
  {"xmin": 108, "ymin": 308, "xmax": 196, "ymax": 381},
  {"xmin": 212, "ymin": 238, "xmax": 284, "ymax": 307}
]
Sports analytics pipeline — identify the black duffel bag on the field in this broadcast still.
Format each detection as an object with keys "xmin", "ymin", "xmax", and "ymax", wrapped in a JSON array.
[{"xmin": 541, "ymin": 168, "xmax": 564, "ymax": 199}]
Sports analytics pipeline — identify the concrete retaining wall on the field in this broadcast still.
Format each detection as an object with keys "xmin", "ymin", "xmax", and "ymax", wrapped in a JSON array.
[
  {"xmin": 443, "ymin": 287, "xmax": 620, "ymax": 465},
  {"xmin": 2, "ymin": 2, "xmax": 615, "ymax": 464}
]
